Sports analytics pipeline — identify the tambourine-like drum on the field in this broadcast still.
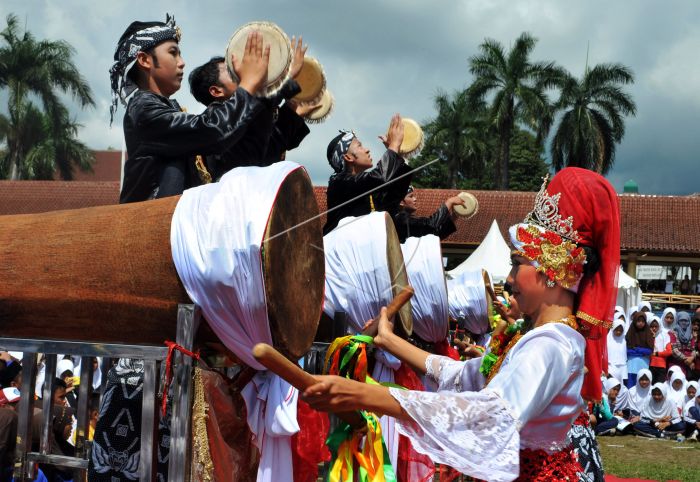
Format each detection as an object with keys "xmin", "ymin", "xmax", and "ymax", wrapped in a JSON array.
[
  {"xmin": 303, "ymin": 88, "xmax": 334, "ymax": 124},
  {"xmin": 293, "ymin": 56, "xmax": 326, "ymax": 104},
  {"xmin": 454, "ymin": 191, "xmax": 479, "ymax": 218},
  {"xmin": 400, "ymin": 235, "xmax": 448, "ymax": 343},
  {"xmin": 321, "ymin": 211, "xmax": 412, "ymax": 338},
  {"xmin": 447, "ymin": 269, "xmax": 493, "ymax": 336},
  {"xmin": 0, "ymin": 164, "xmax": 324, "ymax": 360},
  {"xmin": 396, "ymin": 118, "xmax": 424, "ymax": 158},
  {"xmin": 225, "ymin": 21, "xmax": 291, "ymax": 98}
]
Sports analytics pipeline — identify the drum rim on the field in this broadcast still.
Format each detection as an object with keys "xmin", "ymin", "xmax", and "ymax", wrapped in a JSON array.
[
  {"xmin": 293, "ymin": 56, "xmax": 327, "ymax": 105},
  {"xmin": 304, "ymin": 89, "xmax": 334, "ymax": 123},
  {"xmin": 454, "ymin": 191, "xmax": 479, "ymax": 218},
  {"xmin": 399, "ymin": 117, "xmax": 424, "ymax": 159},
  {"xmin": 225, "ymin": 20, "xmax": 292, "ymax": 98}
]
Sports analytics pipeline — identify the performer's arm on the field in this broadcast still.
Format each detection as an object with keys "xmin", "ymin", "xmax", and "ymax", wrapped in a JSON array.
[{"xmin": 135, "ymin": 88, "xmax": 265, "ymax": 157}]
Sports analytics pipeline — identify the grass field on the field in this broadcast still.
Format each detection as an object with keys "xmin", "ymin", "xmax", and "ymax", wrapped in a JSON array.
[{"xmin": 599, "ymin": 436, "xmax": 700, "ymax": 482}]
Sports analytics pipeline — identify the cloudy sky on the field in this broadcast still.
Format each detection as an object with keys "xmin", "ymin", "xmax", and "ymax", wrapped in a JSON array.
[{"xmin": 1, "ymin": 0, "xmax": 699, "ymax": 194}]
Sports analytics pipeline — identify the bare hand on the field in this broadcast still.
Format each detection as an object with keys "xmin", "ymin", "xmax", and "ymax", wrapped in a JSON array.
[
  {"xmin": 686, "ymin": 356, "xmax": 695, "ymax": 366},
  {"xmin": 362, "ymin": 307, "xmax": 395, "ymax": 349},
  {"xmin": 658, "ymin": 421, "xmax": 670, "ymax": 430},
  {"xmin": 286, "ymin": 99, "xmax": 322, "ymax": 117},
  {"xmin": 444, "ymin": 195, "xmax": 466, "ymax": 213},
  {"xmin": 301, "ymin": 375, "xmax": 364, "ymax": 413},
  {"xmin": 288, "ymin": 36, "xmax": 308, "ymax": 79},
  {"xmin": 232, "ymin": 31, "xmax": 270, "ymax": 95},
  {"xmin": 379, "ymin": 113, "xmax": 404, "ymax": 152},
  {"xmin": 629, "ymin": 416, "xmax": 640, "ymax": 423}
]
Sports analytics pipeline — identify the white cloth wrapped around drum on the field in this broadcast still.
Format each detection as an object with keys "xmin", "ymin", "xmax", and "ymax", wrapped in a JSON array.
[
  {"xmin": 400, "ymin": 235, "xmax": 448, "ymax": 343},
  {"xmin": 447, "ymin": 269, "xmax": 492, "ymax": 344},
  {"xmin": 322, "ymin": 211, "xmax": 411, "ymax": 471},
  {"xmin": 170, "ymin": 161, "xmax": 318, "ymax": 482}
]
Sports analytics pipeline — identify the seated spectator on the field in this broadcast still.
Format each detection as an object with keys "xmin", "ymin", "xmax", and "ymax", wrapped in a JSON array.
[
  {"xmin": 666, "ymin": 370, "xmax": 688, "ymax": 416},
  {"xmin": 650, "ymin": 316, "xmax": 673, "ymax": 384},
  {"xmin": 633, "ymin": 383, "xmax": 685, "ymax": 439},
  {"xmin": 670, "ymin": 312, "xmax": 696, "ymax": 376},
  {"xmin": 625, "ymin": 312, "xmax": 654, "ymax": 388},
  {"xmin": 683, "ymin": 389, "xmax": 700, "ymax": 440},
  {"xmin": 628, "ymin": 368, "xmax": 652, "ymax": 419},
  {"xmin": 595, "ymin": 378, "xmax": 622, "ymax": 436}
]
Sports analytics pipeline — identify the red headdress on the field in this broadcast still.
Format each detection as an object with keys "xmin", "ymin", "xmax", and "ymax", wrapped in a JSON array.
[{"xmin": 511, "ymin": 168, "xmax": 620, "ymax": 400}]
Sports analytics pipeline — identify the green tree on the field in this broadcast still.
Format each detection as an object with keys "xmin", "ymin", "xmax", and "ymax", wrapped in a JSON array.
[
  {"xmin": 0, "ymin": 13, "xmax": 95, "ymax": 179},
  {"xmin": 421, "ymin": 89, "xmax": 490, "ymax": 188},
  {"xmin": 550, "ymin": 63, "xmax": 636, "ymax": 174},
  {"xmin": 467, "ymin": 32, "xmax": 563, "ymax": 189},
  {"xmin": 509, "ymin": 129, "xmax": 549, "ymax": 191}
]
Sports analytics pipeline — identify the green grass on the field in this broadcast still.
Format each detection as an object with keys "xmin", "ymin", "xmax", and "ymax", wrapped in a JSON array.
[{"xmin": 599, "ymin": 436, "xmax": 700, "ymax": 481}]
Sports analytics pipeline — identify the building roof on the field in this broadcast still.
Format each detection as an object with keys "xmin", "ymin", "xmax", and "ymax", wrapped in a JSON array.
[
  {"xmin": 54, "ymin": 149, "xmax": 123, "ymax": 182},
  {"xmin": 1, "ymin": 181, "xmax": 699, "ymax": 257}
]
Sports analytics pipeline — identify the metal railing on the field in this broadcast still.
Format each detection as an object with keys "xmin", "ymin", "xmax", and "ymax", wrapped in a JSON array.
[{"xmin": 1, "ymin": 304, "xmax": 200, "ymax": 482}]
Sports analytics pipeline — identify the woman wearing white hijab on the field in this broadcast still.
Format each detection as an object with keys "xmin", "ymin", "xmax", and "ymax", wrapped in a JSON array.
[
  {"xmin": 685, "ymin": 380, "xmax": 698, "ymax": 405},
  {"xmin": 683, "ymin": 390, "xmax": 700, "ymax": 440},
  {"xmin": 633, "ymin": 383, "xmax": 685, "ymax": 438},
  {"xmin": 607, "ymin": 319, "xmax": 628, "ymax": 383},
  {"xmin": 666, "ymin": 370, "xmax": 688, "ymax": 416},
  {"xmin": 649, "ymin": 316, "xmax": 673, "ymax": 384},
  {"xmin": 660, "ymin": 307, "xmax": 677, "ymax": 335},
  {"xmin": 628, "ymin": 368, "xmax": 652, "ymax": 416},
  {"xmin": 594, "ymin": 378, "xmax": 622, "ymax": 436}
]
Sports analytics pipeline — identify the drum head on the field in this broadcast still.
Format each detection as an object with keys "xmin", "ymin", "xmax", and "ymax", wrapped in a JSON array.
[
  {"xmin": 263, "ymin": 168, "xmax": 325, "ymax": 359},
  {"xmin": 293, "ymin": 57, "xmax": 326, "ymax": 104},
  {"xmin": 398, "ymin": 118, "xmax": 424, "ymax": 158},
  {"xmin": 226, "ymin": 21, "xmax": 291, "ymax": 97},
  {"xmin": 385, "ymin": 213, "xmax": 413, "ymax": 336},
  {"xmin": 454, "ymin": 192, "xmax": 479, "ymax": 218},
  {"xmin": 303, "ymin": 89, "xmax": 334, "ymax": 123}
]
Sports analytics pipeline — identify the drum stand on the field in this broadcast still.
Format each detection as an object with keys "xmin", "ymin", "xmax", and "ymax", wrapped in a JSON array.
[{"xmin": 2, "ymin": 304, "xmax": 201, "ymax": 482}]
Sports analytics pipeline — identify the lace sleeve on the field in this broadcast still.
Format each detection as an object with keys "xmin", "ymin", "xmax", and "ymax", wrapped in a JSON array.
[
  {"xmin": 425, "ymin": 354, "xmax": 485, "ymax": 392},
  {"xmin": 389, "ymin": 387, "xmax": 520, "ymax": 482}
]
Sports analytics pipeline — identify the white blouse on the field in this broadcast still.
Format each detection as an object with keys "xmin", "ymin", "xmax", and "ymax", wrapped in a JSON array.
[{"xmin": 389, "ymin": 323, "xmax": 585, "ymax": 482}]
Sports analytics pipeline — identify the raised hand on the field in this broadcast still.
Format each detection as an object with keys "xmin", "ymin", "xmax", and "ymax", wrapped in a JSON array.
[
  {"xmin": 286, "ymin": 99, "xmax": 321, "ymax": 117},
  {"xmin": 380, "ymin": 113, "xmax": 404, "ymax": 152},
  {"xmin": 289, "ymin": 35, "xmax": 308, "ymax": 79},
  {"xmin": 232, "ymin": 31, "xmax": 270, "ymax": 95}
]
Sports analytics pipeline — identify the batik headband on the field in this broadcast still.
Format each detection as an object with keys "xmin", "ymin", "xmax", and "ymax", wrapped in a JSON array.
[
  {"xmin": 508, "ymin": 175, "xmax": 587, "ymax": 291},
  {"xmin": 109, "ymin": 14, "xmax": 181, "ymax": 124},
  {"xmin": 328, "ymin": 130, "xmax": 356, "ymax": 173}
]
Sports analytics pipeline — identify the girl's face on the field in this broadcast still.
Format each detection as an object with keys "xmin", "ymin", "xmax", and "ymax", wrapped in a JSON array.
[
  {"xmin": 664, "ymin": 313, "xmax": 675, "ymax": 326},
  {"xmin": 635, "ymin": 316, "xmax": 646, "ymax": 330},
  {"xmin": 688, "ymin": 386, "xmax": 697, "ymax": 398},
  {"xmin": 609, "ymin": 386, "xmax": 620, "ymax": 399},
  {"xmin": 650, "ymin": 321, "xmax": 659, "ymax": 336},
  {"xmin": 673, "ymin": 379, "xmax": 684, "ymax": 390},
  {"xmin": 639, "ymin": 375, "xmax": 651, "ymax": 388},
  {"xmin": 506, "ymin": 255, "xmax": 548, "ymax": 317},
  {"xmin": 613, "ymin": 326, "xmax": 624, "ymax": 337},
  {"xmin": 652, "ymin": 388, "xmax": 663, "ymax": 403}
]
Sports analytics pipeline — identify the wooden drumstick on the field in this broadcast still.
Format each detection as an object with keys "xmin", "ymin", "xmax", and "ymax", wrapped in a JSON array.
[
  {"xmin": 362, "ymin": 285, "xmax": 414, "ymax": 337},
  {"xmin": 252, "ymin": 343, "xmax": 365, "ymax": 428}
]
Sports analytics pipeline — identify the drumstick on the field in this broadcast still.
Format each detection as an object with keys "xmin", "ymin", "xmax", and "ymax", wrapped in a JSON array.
[
  {"xmin": 362, "ymin": 285, "xmax": 414, "ymax": 337},
  {"xmin": 252, "ymin": 343, "xmax": 364, "ymax": 428}
]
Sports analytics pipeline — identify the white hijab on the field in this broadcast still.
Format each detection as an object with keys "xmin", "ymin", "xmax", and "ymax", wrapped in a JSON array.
[
  {"xmin": 667, "ymin": 365, "xmax": 683, "ymax": 381},
  {"xmin": 629, "ymin": 368, "xmax": 652, "ymax": 412},
  {"xmin": 683, "ymin": 394, "xmax": 700, "ymax": 419},
  {"xmin": 56, "ymin": 358, "xmax": 74, "ymax": 378},
  {"xmin": 660, "ymin": 307, "xmax": 677, "ymax": 335},
  {"xmin": 666, "ymin": 371, "xmax": 688, "ymax": 414},
  {"xmin": 607, "ymin": 319, "xmax": 627, "ymax": 365},
  {"xmin": 642, "ymin": 383, "xmax": 676, "ymax": 420},
  {"xmin": 603, "ymin": 377, "xmax": 630, "ymax": 412},
  {"xmin": 638, "ymin": 301, "xmax": 652, "ymax": 313},
  {"xmin": 685, "ymin": 381, "xmax": 699, "ymax": 405},
  {"xmin": 653, "ymin": 317, "xmax": 671, "ymax": 353}
]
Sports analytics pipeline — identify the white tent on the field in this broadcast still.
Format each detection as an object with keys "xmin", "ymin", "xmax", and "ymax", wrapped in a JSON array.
[
  {"xmin": 448, "ymin": 220, "xmax": 511, "ymax": 283},
  {"xmin": 617, "ymin": 267, "xmax": 642, "ymax": 319}
]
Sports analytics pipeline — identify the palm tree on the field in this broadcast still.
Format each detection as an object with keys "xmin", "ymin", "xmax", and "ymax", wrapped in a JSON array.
[
  {"xmin": 550, "ymin": 63, "xmax": 636, "ymax": 174},
  {"xmin": 423, "ymin": 89, "xmax": 490, "ymax": 188},
  {"xmin": 0, "ymin": 13, "xmax": 95, "ymax": 179},
  {"xmin": 467, "ymin": 32, "xmax": 564, "ymax": 189}
]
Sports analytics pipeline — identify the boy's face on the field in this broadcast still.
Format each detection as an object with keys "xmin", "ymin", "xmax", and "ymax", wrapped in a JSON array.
[
  {"xmin": 345, "ymin": 138, "xmax": 372, "ymax": 171},
  {"xmin": 214, "ymin": 62, "xmax": 238, "ymax": 99},
  {"xmin": 141, "ymin": 40, "xmax": 185, "ymax": 97},
  {"xmin": 53, "ymin": 387, "xmax": 67, "ymax": 406},
  {"xmin": 401, "ymin": 191, "xmax": 417, "ymax": 213}
]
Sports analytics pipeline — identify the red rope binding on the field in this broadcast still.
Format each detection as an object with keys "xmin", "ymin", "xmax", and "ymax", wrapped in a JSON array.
[{"xmin": 162, "ymin": 340, "xmax": 201, "ymax": 417}]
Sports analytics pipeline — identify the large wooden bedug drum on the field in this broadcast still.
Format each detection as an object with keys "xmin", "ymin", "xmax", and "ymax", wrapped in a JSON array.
[{"xmin": 0, "ymin": 167, "xmax": 325, "ymax": 359}]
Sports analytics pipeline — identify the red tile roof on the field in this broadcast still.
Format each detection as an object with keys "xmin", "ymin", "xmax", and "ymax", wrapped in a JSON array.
[
  {"xmin": 2, "ymin": 182, "xmax": 699, "ymax": 257},
  {"xmin": 54, "ymin": 150, "xmax": 123, "ymax": 182}
]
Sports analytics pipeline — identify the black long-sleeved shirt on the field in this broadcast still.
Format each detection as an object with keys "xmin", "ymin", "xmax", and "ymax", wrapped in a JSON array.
[
  {"xmin": 393, "ymin": 205, "xmax": 456, "ymax": 243},
  {"xmin": 120, "ymin": 87, "xmax": 263, "ymax": 203},
  {"xmin": 323, "ymin": 149, "xmax": 412, "ymax": 234}
]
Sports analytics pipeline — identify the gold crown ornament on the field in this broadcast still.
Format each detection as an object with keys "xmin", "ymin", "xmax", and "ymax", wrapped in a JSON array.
[{"xmin": 524, "ymin": 174, "xmax": 580, "ymax": 243}]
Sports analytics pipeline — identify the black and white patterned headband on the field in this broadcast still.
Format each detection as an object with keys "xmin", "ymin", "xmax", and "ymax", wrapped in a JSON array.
[
  {"xmin": 109, "ymin": 14, "xmax": 181, "ymax": 125},
  {"xmin": 328, "ymin": 130, "xmax": 356, "ymax": 173}
]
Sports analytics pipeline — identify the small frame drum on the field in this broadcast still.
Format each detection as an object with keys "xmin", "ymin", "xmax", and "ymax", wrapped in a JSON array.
[
  {"xmin": 396, "ymin": 118, "xmax": 424, "ymax": 158},
  {"xmin": 303, "ymin": 89, "xmax": 334, "ymax": 124},
  {"xmin": 454, "ymin": 191, "xmax": 479, "ymax": 218},
  {"xmin": 225, "ymin": 21, "xmax": 291, "ymax": 98},
  {"xmin": 292, "ymin": 56, "xmax": 326, "ymax": 105}
]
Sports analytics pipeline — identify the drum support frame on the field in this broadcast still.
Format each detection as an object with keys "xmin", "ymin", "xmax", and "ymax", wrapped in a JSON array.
[{"xmin": 3, "ymin": 304, "xmax": 201, "ymax": 482}]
